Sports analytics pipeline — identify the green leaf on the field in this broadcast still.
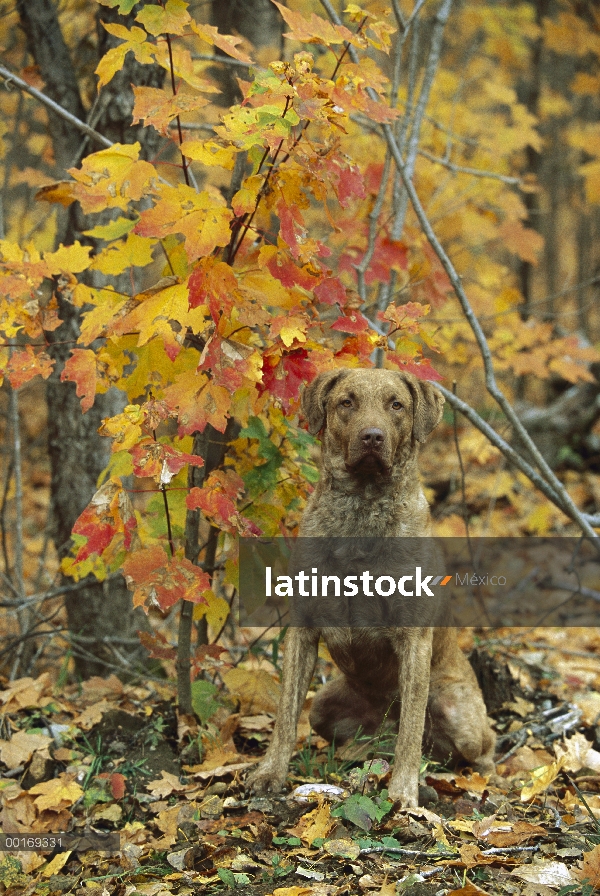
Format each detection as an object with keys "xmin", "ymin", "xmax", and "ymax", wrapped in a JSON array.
[
  {"xmin": 83, "ymin": 216, "xmax": 137, "ymax": 240},
  {"xmin": 96, "ymin": 0, "xmax": 137, "ymax": 12},
  {"xmin": 191, "ymin": 679, "xmax": 221, "ymax": 723},
  {"xmin": 332, "ymin": 793, "xmax": 379, "ymax": 831},
  {"xmin": 217, "ymin": 868, "xmax": 236, "ymax": 887}
]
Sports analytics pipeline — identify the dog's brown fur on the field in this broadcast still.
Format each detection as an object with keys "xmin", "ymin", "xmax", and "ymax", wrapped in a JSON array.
[{"xmin": 248, "ymin": 368, "xmax": 495, "ymax": 807}]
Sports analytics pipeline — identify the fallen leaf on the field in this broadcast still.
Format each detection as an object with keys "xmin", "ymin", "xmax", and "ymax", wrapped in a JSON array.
[
  {"xmin": 555, "ymin": 732, "xmax": 600, "ymax": 773},
  {"xmin": 453, "ymin": 771, "xmax": 490, "ymax": 793},
  {"xmin": 272, "ymin": 888, "xmax": 314, "ymax": 896},
  {"xmin": 42, "ymin": 851, "xmax": 72, "ymax": 877},
  {"xmin": 521, "ymin": 757, "xmax": 565, "ymax": 801},
  {"xmin": 577, "ymin": 843, "xmax": 600, "ymax": 887},
  {"xmin": 222, "ymin": 668, "xmax": 280, "ymax": 715},
  {"xmin": 92, "ymin": 803, "xmax": 123, "ymax": 823},
  {"xmin": 0, "ymin": 731, "xmax": 52, "ymax": 769},
  {"xmin": 295, "ymin": 802, "xmax": 334, "ymax": 846},
  {"xmin": 0, "ymin": 674, "xmax": 51, "ymax": 712},
  {"xmin": 73, "ymin": 698, "xmax": 112, "ymax": 729},
  {"xmin": 146, "ymin": 771, "xmax": 193, "ymax": 798},
  {"xmin": 29, "ymin": 775, "xmax": 83, "ymax": 811},
  {"xmin": 323, "ymin": 838, "xmax": 361, "ymax": 859},
  {"xmin": 448, "ymin": 882, "xmax": 491, "ymax": 895},
  {"xmin": 485, "ymin": 820, "xmax": 547, "ymax": 847},
  {"xmin": 511, "ymin": 859, "xmax": 577, "ymax": 887}
]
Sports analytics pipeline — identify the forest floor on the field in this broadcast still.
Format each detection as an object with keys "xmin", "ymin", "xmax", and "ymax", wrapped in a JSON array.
[{"xmin": 2, "ymin": 628, "xmax": 600, "ymax": 896}]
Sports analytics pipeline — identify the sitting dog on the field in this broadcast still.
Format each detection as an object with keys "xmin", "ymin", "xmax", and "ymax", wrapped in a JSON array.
[{"xmin": 248, "ymin": 368, "xmax": 495, "ymax": 807}]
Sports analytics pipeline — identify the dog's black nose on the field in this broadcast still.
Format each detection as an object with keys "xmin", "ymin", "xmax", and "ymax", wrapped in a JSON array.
[{"xmin": 359, "ymin": 427, "xmax": 385, "ymax": 447}]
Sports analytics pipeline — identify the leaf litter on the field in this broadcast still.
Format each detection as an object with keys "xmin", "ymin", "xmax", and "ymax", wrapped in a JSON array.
[{"xmin": 1, "ymin": 633, "xmax": 600, "ymax": 894}]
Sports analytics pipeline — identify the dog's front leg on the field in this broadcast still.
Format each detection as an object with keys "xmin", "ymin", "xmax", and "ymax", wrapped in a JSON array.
[
  {"xmin": 388, "ymin": 629, "xmax": 433, "ymax": 807},
  {"xmin": 247, "ymin": 627, "xmax": 319, "ymax": 794}
]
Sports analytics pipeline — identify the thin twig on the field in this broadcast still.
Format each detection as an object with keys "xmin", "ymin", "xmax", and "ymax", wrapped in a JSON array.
[
  {"xmin": 165, "ymin": 35, "xmax": 191, "ymax": 188},
  {"xmin": 0, "ymin": 63, "xmax": 112, "ymax": 149},
  {"xmin": 390, "ymin": 0, "xmax": 454, "ymax": 244},
  {"xmin": 451, "ymin": 381, "xmax": 471, "ymax": 547},
  {"xmin": 191, "ymin": 53, "xmax": 264, "ymax": 71},
  {"xmin": 538, "ymin": 580, "xmax": 600, "ymax": 603},
  {"xmin": 417, "ymin": 148, "xmax": 522, "ymax": 185}
]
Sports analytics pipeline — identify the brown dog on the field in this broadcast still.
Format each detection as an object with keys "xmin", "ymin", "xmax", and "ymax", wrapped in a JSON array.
[{"xmin": 248, "ymin": 368, "xmax": 495, "ymax": 807}]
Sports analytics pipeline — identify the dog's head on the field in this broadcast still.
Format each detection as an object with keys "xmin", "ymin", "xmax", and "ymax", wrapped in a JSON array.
[{"xmin": 302, "ymin": 368, "xmax": 444, "ymax": 477}]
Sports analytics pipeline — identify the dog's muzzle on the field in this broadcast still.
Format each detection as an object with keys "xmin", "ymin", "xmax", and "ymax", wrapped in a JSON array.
[{"xmin": 346, "ymin": 427, "xmax": 392, "ymax": 475}]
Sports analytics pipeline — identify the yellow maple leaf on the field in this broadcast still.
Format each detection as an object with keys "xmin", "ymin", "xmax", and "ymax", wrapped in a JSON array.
[
  {"xmin": 193, "ymin": 591, "xmax": 230, "ymax": 630},
  {"xmin": 44, "ymin": 241, "xmax": 92, "ymax": 275},
  {"xmin": 60, "ymin": 143, "xmax": 157, "ymax": 214},
  {"xmin": 180, "ymin": 140, "xmax": 238, "ymax": 170},
  {"xmin": 29, "ymin": 775, "xmax": 83, "ymax": 810},
  {"xmin": 136, "ymin": 0, "xmax": 190, "ymax": 36},
  {"xmin": 521, "ymin": 756, "xmax": 565, "ymax": 801},
  {"xmin": 96, "ymin": 25, "xmax": 156, "ymax": 90},
  {"xmin": 90, "ymin": 233, "xmax": 155, "ymax": 276}
]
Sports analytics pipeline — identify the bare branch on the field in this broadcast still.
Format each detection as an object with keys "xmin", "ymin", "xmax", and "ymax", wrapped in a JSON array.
[
  {"xmin": 0, "ymin": 63, "xmax": 112, "ymax": 151},
  {"xmin": 191, "ymin": 52, "xmax": 265, "ymax": 70},
  {"xmin": 391, "ymin": 0, "xmax": 454, "ymax": 239},
  {"xmin": 417, "ymin": 148, "xmax": 522, "ymax": 185},
  {"xmin": 355, "ymin": 150, "xmax": 392, "ymax": 302}
]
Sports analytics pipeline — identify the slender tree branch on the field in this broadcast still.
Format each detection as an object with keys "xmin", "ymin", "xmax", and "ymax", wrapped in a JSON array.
[
  {"xmin": 418, "ymin": 148, "xmax": 522, "ymax": 185},
  {"xmin": 0, "ymin": 63, "xmax": 113, "ymax": 151},
  {"xmin": 191, "ymin": 52, "xmax": 265, "ymax": 70},
  {"xmin": 355, "ymin": 150, "xmax": 392, "ymax": 302},
  {"xmin": 390, "ymin": 0, "xmax": 453, "ymax": 244}
]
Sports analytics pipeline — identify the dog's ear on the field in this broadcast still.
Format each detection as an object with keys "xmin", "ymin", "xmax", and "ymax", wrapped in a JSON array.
[
  {"xmin": 302, "ymin": 369, "xmax": 349, "ymax": 435},
  {"xmin": 397, "ymin": 372, "xmax": 444, "ymax": 443}
]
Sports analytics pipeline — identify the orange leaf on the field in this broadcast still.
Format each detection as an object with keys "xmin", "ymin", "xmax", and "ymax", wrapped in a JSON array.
[
  {"xmin": 164, "ymin": 372, "xmax": 231, "ymax": 434},
  {"xmin": 578, "ymin": 844, "xmax": 600, "ymax": 887},
  {"xmin": 134, "ymin": 184, "xmax": 232, "ymax": 262},
  {"xmin": 6, "ymin": 347, "xmax": 54, "ymax": 388},
  {"xmin": 132, "ymin": 86, "xmax": 210, "ymax": 135},
  {"xmin": 61, "ymin": 349, "xmax": 97, "ymax": 412},
  {"xmin": 123, "ymin": 547, "xmax": 211, "ymax": 610},
  {"xmin": 190, "ymin": 20, "xmax": 253, "ymax": 64},
  {"xmin": 272, "ymin": 2, "xmax": 358, "ymax": 46},
  {"xmin": 498, "ymin": 220, "xmax": 544, "ymax": 265}
]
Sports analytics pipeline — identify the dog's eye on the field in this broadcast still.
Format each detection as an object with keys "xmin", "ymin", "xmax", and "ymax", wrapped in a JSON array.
[
  {"xmin": 340, "ymin": 398, "xmax": 353, "ymax": 408},
  {"xmin": 391, "ymin": 400, "xmax": 403, "ymax": 410}
]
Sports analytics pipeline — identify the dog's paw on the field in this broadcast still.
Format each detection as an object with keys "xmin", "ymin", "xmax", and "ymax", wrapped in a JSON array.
[
  {"xmin": 246, "ymin": 763, "xmax": 287, "ymax": 795},
  {"xmin": 388, "ymin": 778, "xmax": 419, "ymax": 808}
]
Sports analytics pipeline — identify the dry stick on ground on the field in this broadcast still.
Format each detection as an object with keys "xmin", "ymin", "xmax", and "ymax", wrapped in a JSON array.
[{"xmin": 320, "ymin": 0, "xmax": 599, "ymax": 540}]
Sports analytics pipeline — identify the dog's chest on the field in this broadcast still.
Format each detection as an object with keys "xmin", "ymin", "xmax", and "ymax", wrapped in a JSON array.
[
  {"xmin": 302, "ymin": 485, "xmax": 431, "ymax": 538},
  {"xmin": 323, "ymin": 627, "xmax": 400, "ymax": 694}
]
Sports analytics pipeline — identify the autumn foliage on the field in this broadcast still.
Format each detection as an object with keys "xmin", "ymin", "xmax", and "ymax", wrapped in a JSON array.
[{"xmin": 1, "ymin": 0, "xmax": 600, "ymax": 644}]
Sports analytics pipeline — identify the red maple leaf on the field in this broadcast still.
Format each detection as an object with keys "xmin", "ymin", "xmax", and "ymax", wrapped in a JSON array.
[{"xmin": 260, "ymin": 347, "xmax": 317, "ymax": 411}]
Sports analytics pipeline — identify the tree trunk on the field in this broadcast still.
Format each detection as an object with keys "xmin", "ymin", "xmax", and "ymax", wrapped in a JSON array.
[
  {"xmin": 210, "ymin": 0, "xmax": 284, "ymax": 106},
  {"xmin": 17, "ymin": 0, "xmax": 164, "ymax": 678}
]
